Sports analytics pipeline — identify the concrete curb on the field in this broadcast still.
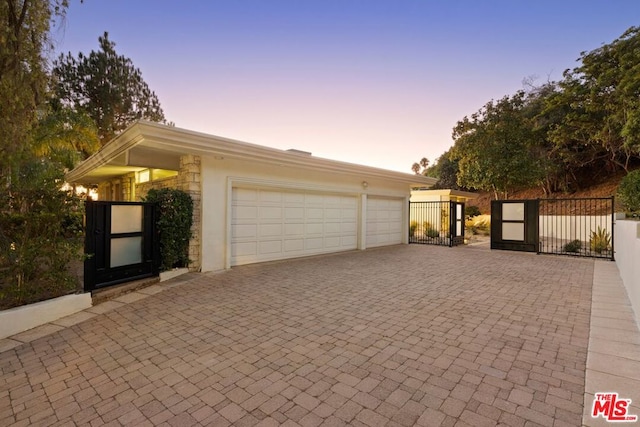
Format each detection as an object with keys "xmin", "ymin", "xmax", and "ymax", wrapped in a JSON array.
[{"xmin": 0, "ymin": 293, "xmax": 92, "ymax": 340}]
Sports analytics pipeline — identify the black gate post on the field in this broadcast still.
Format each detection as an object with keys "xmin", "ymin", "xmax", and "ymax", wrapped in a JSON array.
[
  {"xmin": 611, "ymin": 196, "xmax": 615, "ymax": 261},
  {"xmin": 83, "ymin": 200, "xmax": 97, "ymax": 292}
]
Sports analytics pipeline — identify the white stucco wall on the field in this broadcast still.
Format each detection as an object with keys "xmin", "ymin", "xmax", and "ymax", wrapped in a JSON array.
[
  {"xmin": 0, "ymin": 294, "xmax": 92, "ymax": 339},
  {"xmin": 614, "ymin": 219, "xmax": 640, "ymax": 326},
  {"xmin": 539, "ymin": 215, "xmax": 612, "ymax": 242},
  {"xmin": 200, "ymin": 156, "xmax": 412, "ymax": 272}
]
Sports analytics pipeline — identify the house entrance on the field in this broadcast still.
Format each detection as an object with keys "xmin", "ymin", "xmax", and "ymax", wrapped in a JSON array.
[{"xmin": 84, "ymin": 201, "xmax": 159, "ymax": 291}]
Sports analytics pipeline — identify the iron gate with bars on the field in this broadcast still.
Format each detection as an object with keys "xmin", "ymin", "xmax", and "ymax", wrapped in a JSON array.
[
  {"xmin": 409, "ymin": 201, "xmax": 465, "ymax": 247},
  {"xmin": 491, "ymin": 197, "xmax": 614, "ymax": 260}
]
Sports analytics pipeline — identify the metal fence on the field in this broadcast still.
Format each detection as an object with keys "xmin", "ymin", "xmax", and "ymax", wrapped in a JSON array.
[
  {"xmin": 538, "ymin": 197, "xmax": 614, "ymax": 260},
  {"xmin": 409, "ymin": 201, "xmax": 464, "ymax": 247}
]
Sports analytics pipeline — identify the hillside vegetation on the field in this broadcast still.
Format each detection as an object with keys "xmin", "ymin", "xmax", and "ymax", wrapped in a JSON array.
[
  {"xmin": 471, "ymin": 171, "xmax": 625, "ymax": 214},
  {"xmin": 416, "ymin": 26, "xmax": 640, "ymax": 203}
]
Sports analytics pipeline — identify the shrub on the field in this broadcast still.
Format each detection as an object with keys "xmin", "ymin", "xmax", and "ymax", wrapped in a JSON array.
[
  {"xmin": 563, "ymin": 239, "xmax": 582, "ymax": 253},
  {"xmin": 589, "ymin": 226, "xmax": 611, "ymax": 254},
  {"xmin": 409, "ymin": 221, "xmax": 418, "ymax": 237},
  {"xmin": 466, "ymin": 215, "xmax": 491, "ymax": 236},
  {"xmin": 0, "ymin": 161, "xmax": 84, "ymax": 310},
  {"xmin": 617, "ymin": 170, "xmax": 640, "ymax": 213},
  {"xmin": 465, "ymin": 218, "xmax": 478, "ymax": 235},
  {"xmin": 144, "ymin": 188, "xmax": 193, "ymax": 271},
  {"xmin": 465, "ymin": 205, "xmax": 481, "ymax": 218},
  {"xmin": 426, "ymin": 228, "xmax": 440, "ymax": 238}
]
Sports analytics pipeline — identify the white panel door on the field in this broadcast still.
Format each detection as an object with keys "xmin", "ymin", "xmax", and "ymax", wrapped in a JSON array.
[
  {"xmin": 231, "ymin": 188, "xmax": 357, "ymax": 266},
  {"xmin": 366, "ymin": 197, "xmax": 404, "ymax": 247}
]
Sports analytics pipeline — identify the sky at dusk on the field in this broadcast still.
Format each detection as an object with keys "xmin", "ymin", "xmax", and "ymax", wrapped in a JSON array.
[{"xmin": 53, "ymin": 1, "xmax": 640, "ymax": 173}]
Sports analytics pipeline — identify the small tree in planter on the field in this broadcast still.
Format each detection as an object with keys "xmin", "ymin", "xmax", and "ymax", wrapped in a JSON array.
[{"xmin": 144, "ymin": 189, "xmax": 193, "ymax": 271}]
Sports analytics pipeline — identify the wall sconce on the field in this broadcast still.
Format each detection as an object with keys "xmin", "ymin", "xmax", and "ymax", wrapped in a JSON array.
[{"xmin": 362, "ymin": 181, "xmax": 369, "ymax": 189}]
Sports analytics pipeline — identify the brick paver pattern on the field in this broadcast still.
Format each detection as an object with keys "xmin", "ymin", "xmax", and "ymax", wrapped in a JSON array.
[{"xmin": 0, "ymin": 245, "xmax": 593, "ymax": 426}]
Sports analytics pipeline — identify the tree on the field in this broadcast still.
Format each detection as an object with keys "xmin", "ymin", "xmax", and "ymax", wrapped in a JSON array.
[
  {"xmin": 1, "ymin": 0, "xmax": 88, "ymax": 309},
  {"xmin": 429, "ymin": 149, "xmax": 464, "ymax": 190},
  {"xmin": 53, "ymin": 32, "xmax": 167, "ymax": 144},
  {"xmin": 451, "ymin": 92, "xmax": 545, "ymax": 199},
  {"xmin": 410, "ymin": 157, "xmax": 430, "ymax": 175},
  {"xmin": 31, "ymin": 108, "xmax": 100, "ymax": 166},
  {"xmin": 546, "ymin": 27, "xmax": 640, "ymax": 174},
  {"xmin": 0, "ymin": 0, "xmax": 67, "ymax": 172}
]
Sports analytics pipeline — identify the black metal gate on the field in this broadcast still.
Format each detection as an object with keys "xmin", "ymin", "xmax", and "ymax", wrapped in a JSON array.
[
  {"xmin": 491, "ymin": 197, "xmax": 614, "ymax": 260},
  {"xmin": 84, "ymin": 201, "xmax": 159, "ymax": 291},
  {"xmin": 409, "ymin": 201, "xmax": 465, "ymax": 247}
]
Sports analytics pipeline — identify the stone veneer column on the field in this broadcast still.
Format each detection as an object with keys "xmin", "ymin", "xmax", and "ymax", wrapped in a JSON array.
[
  {"xmin": 122, "ymin": 173, "xmax": 136, "ymax": 201},
  {"xmin": 178, "ymin": 155, "xmax": 202, "ymax": 271}
]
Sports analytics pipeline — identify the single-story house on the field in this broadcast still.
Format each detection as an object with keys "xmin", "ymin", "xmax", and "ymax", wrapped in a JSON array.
[{"xmin": 66, "ymin": 121, "xmax": 436, "ymax": 272}]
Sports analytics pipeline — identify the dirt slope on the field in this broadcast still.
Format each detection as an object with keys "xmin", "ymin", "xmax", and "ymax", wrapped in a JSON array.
[{"xmin": 471, "ymin": 171, "xmax": 624, "ymax": 214}]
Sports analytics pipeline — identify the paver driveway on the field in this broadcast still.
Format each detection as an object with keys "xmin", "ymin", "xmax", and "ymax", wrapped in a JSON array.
[{"xmin": 0, "ymin": 245, "xmax": 594, "ymax": 426}]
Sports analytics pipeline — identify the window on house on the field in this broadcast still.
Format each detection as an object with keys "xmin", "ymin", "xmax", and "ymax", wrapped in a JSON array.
[{"xmin": 137, "ymin": 169, "xmax": 150, "ymax": 183}]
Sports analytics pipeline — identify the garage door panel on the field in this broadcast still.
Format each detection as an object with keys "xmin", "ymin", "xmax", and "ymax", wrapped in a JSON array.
[
  {"xmin": 232, "ymin": 224, "xmax": 257, "ymax": 239},
  {"xmin": 306, "ymin": 194, "xmax": 324, "ymax": 205},
  {"xmin": 306, "ymin": 208, "xmax": 324, "ymax": 219},
  {"xmin": 260, "ymin": 190, "xmax": 283, "ymax": 203},
  {"xmin": 259, "ymin": 224, "xmax": 283, "ymax": 237},
  {"xmin": 285, "ymin": 223, "xmax": 304, "ymax": 236},
  {"xmin": 233, "ymin": 188, "xmax": 258, "ymax": 202},
  {"xmin": 342, "ymin": 235, "xmax": 357, "ymax": 246},
  {"xmin": 325, "ymin": 208, "xmax": 341, "ymax": 219},
  {"xmin": 305, "ymin": 237, "xmax": 323, "ymax": 250},
  {"xmin": 325, "ymin": 236, "xmax": 341, "ymax": 248},
  {"xmin": 324, "ymin": 223, "xmax": 340, "ymax": 234},
  {"xmin": 284, "ymin": 239, "xmax": 304, "ymax": 252},
  {"xmin": 285, "ymin": 207, "xmax": 304, "ymax": 219},
  {"xmin": 233, "ymin": 205, "xmax": 258, "ymax": 220},
  {"xmin": 232, "ymin": 241, "xmax": 257, "ymax": 257},
  {"xmin": 260, "ymin": 206, "xmax": 282, "ymax": 220},
  {"xmin": 306, "ymin": 223, "xmax": 324, "ymax": 234},
  {"xmin": 341, "ymin": 222, "xmax": 356, "ymax": 233},
  {"xmin": 231, "ymin": 188, "xmax": 357, "ymax": 266},
  {"xmin": 259, "ymin": 240, "xmax": 282, "ymax": 254},
  {"xmin": 342, "ymin": 208, "xmax": 356, "ymax": 219}
]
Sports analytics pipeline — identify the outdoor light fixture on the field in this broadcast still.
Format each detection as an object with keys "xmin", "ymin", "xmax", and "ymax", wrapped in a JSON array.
[{"xmin": 362, "ymin": 181, "xmax": 369, "ymax": 189}]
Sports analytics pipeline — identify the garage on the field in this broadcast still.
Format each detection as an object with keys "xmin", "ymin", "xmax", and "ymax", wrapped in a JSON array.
[
  {"xmin": 66, "ymin": 122, "xmax": 437, "ymax": 272},
  {"xmin": 366, "ymin": 197, "xmax": 405, "ymax": 248},
  {"xmin": 231, "ymin": 187, "xmax": 358, "ymax": 266}
]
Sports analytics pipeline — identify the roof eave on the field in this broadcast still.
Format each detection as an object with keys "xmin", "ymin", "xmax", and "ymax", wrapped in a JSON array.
[{"xmin": 66, "ymin": 121, "xmax": 437, "ymax": 188}]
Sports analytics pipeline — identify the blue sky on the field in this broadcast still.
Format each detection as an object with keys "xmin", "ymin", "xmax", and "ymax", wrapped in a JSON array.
[{"xmin": 53, "ymin": 1, "xmax": 640, "ymax": 173}]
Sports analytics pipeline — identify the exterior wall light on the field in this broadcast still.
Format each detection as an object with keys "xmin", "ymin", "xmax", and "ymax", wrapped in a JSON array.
[{"xmin": 362, "ymin": 181, "xmax": 369, "ymax": 189}]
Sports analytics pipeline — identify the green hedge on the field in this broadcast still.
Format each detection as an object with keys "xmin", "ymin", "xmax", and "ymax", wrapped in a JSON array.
[
  {"xmin": 617, "ymin": 170, "xmax": 640, "ymax": 213},
  {"xmin": 0, "ymin": 159, "xmax": 84, "ymax": 309},
  {"xmin": 144, "ymin": 188, "xmax": 193, "ymax": 271}
]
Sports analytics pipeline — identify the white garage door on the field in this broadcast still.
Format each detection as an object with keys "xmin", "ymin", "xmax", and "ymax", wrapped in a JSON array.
[
  {"xmin": 366, "ymin": 197, "xmax": 404, "ymax": 247},
  {"xmin": 231, "ymin": 188, "xmax": 358, "ymax": 266}
]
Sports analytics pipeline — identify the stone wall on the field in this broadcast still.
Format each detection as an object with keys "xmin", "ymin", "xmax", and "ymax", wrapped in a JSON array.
[
  {"xmin": 135, "ymin": 176, "xmax": 179, "ymax": 201},
  {"xmin": 178, "ymin": 155, "xmax": 202, "ymax": 272}
]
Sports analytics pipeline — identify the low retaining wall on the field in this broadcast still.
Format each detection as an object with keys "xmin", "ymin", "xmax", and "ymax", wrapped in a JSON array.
[
  {"xmin": 614, "ymin": 219, "xmax": 640, "ymax": 327},
  {"xmin": 0, "ymin": 293, "xmax": 92, "ymax": 340}
]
